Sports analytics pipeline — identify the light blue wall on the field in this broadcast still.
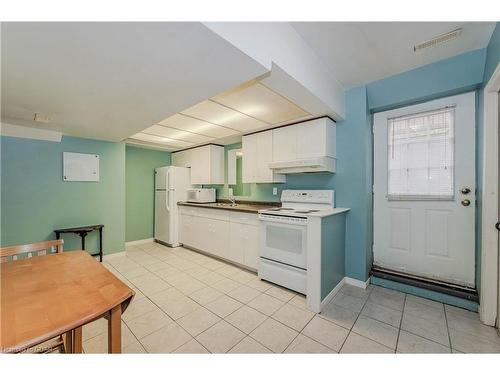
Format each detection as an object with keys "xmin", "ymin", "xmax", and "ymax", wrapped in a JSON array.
[
  {"xmin": 367, "ymin": 47, "xmax": 493, "ymax": 290},
  {"xmin": 1, "ymin": 135, "xmax": 126, "ymax": 254},
  {"xmin": 366, "ymin": 48, "xmax": 487, "ymax": 112},
  {"xmin": 216, "ymin": 88, "xmax": 373, "ymax": 282},
  {"xmin": 483, "ymin": 23, "xmax": 500, "ymax": 83},
  {"xmin": 209, "ymin": 45, "xmax": 497, "ymax": 289},
  {"xmin": 288, "ymin": 88, "xmax": 372, "ymax": 282},
  {"xmin": 321, "ymin": 213, "xmax": 347, "ymax": 299}
]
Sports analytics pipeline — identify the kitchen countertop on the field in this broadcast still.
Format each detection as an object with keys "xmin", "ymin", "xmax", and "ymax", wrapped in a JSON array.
[
  {"xmin": 307, "ymin": 207, "xmax": 350, "ymax": 218},
  {"xmin": 178, "ymin": 200, "xmax": 280, "ymax": 214}
]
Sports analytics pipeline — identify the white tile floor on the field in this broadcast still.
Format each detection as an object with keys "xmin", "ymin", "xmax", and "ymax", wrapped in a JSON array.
[{"xmin": 82, "ymin": 242, "xmax": 500, "ymax": 354}]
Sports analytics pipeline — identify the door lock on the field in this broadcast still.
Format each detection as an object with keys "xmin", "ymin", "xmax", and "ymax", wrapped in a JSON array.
[
  {"xmin": 460, "ymin": 187, "xmax": 471, "ymax": 194},
  {"xmin": 461, "ymin": 199, "xmax": 471, "ymax": 207}
]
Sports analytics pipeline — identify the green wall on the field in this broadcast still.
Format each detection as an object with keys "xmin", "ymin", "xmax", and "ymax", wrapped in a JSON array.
[
  {"xmin": 1, "ymin": 135, "xmax": 126, "ymax": 254},
  {"xmin": 125, "ymin": 145, "xmax": 171, "ymax": 242}
]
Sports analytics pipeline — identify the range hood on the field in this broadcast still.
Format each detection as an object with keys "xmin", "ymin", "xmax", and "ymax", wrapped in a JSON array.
[{"xmin": 268, "ymin": 156, "xmax": 336, "ymax": 174}]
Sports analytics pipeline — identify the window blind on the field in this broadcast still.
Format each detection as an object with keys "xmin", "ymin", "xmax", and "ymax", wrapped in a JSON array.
[{"xmin": 387, "ymin": 107, "xmax": 455, "ymax": 200}]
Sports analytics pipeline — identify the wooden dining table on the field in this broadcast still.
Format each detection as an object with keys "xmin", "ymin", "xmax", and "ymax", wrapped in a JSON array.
[{"xmin": 0, "ymin": 250, "xmax": 134, "ymax": 353}]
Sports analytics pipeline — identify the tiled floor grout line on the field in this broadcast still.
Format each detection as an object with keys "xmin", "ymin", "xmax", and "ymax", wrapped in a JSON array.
[
  {"xmin": 102, "ymin": 257, "xmax": 205, "ymax": 352},
  {"xmin": 111, "ymin": 247, "xmax": 301, "ymax": 353},
  {"xmin": 102, "ymin": 245, "xmax": 499, "ymax": 354},
  {"xmin": 186, "ymin": 257, "xmax": 385, "ymax": 354},
  {"xmin": 121, "ymin": 318, "xmax": 148, "ymax": 353},
  {"xmin": 336, "ymin": 287, "xmax": 375, "ymax": 353},
  {"xmin": 110, "ymin": 247, "xmax": 376, "ymax": 354},
  {"xmin": 443, "ymin": 304, "xmax": 453, "ymax": 351},
  {"xmin": 281, "ymin": 312, "xmax": 316, "ymax": 353},
  {"xmin": 393, "ymin": 293, "xmax": 407, "ymax": 353},
  {"xmin": 396, "ymin": 300, "xmax": 456, "ymax": 349}
]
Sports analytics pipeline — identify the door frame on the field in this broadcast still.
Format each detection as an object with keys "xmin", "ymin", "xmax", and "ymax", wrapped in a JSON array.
[
  {"xmin": 480, "ymin": 62, "xmax": 500, "ymax": 327},
  {"xmin": 372, "ymin": 92, "xmax": 476, "ymax": 287}
]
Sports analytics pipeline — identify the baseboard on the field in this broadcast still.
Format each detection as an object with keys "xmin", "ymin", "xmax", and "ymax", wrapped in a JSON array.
[
  {"xmin": 344, "ymin": 276, "xmax": 371, "ymax": 289},
  {"xmin": 320, "ymin": 278, "xmax": 346, "ymax": 310},
  {"xmin": 125, "ymin": 238, "xmax": 154, "ymax": 246}
]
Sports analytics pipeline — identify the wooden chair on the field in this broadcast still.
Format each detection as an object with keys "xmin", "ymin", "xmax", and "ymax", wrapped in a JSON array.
[
  {"xmin": 0, "ymin": 239, "xmax": 82, "ymax": 354},
  {"xmin": 0, "ymin": 239, "xmax": 64, "ymax": 263}
]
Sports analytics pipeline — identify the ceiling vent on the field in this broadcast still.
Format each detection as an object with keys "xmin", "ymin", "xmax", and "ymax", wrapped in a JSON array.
[{"xmin": 413, "ymin": 28, "xmax": 463, "ymax": 52}]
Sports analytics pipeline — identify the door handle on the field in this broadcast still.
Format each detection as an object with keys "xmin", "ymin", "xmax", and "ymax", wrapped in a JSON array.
[
  {"xmin": 496, "ymin": 221, "xmax": 500, "ymax": 231},
  {"xmin": 461, "ymin": 199, "xmax": 471, "ymax": 207},
  {"xmin": 460, "ymin": 187, "xmax": 471, "ymax": 194}
]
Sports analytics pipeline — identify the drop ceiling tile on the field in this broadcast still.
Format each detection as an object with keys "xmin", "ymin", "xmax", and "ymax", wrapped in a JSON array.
[
  {"xmin": 144, "ymin": 124, "xmax": 213, "ymax": 144},
  {"xmin": 126, "ymin": 139, "xmax": 180, "ymax": 152},
  {"xmin": 181, "ymin": 100, "xmax": 268, "ymax": 132},
  {"xmin": 158, "ymin": 114, "xmax": 239, "ymax": 138},
  {"xmin": 212, "ymin": 82, "xmax": 309, "ymax": 124},
  {"xmin": 130, "ymin": 133, "xmax": 193, "ymax": 148}
]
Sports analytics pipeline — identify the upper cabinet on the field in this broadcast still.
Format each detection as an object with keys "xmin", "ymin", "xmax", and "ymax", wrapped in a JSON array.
[
  {"xmin": 271, "ymin": 117, "xmax": 336, "ymax": 174},
  {"xmin": 273, "ymin": 117, "xmax": 335, "ymax": 161},
  {"xmin": 242, "ymin": 130, "xmax": 286, "ymax": 183},
  {"xmin": 172, "ymin": 144, "xmax": 224, "ymax": 185}
]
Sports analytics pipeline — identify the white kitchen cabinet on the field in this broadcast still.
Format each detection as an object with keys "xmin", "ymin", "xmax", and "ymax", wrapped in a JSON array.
[
  {"xmin": 242, "ymin": 224, "xmax": 259, "ymax": 269},
  {"xmin": 241, "ymin": 134, "xmax": 256, "ymax": 183},
  {"xmin": 228, "ymin": 222, "xmax": 246, "ymax": 264},
  {"xmin": 179, "ymin": 213, "xmax": 193, "ymax": 246},
  {"xmin": 273, "ymin": 117, "xmax": 336, "ymax": 162},
  {"xmin": 172, "ymin": 144, "xmax": 224, "ymax": 185},
  {"xmin": 178, "ymin": 206, "xmax": 260, "ymax": 270},
  {"xmin": 242, "ymin": 131, "xmax": 285, "ymax": 183}
]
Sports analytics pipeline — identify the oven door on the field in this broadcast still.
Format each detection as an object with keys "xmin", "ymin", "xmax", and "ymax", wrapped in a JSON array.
[{"xmin": 259, "ymin": 216, "xmax": 307, "ymax": 269}]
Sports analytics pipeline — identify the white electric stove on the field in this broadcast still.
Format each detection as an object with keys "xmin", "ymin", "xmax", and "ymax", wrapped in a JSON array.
[{"xmin": 258, "ymin": 190, "xmax": 335, "ymax": 294}]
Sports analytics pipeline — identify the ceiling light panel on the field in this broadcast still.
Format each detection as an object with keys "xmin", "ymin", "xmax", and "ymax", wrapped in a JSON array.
[
  {"xmin": 181, "ymin": 100, "xmax": 268, "ymax": 132},
  {"xmin": 144, "ymin": 124, "xmax": 213, "ymax": 144},
  {"xmin": 130, "ymin": 133, "xmax": 194, "ymax": 148},
  {"xmin": 159, "ymin": 114, "xmax": 239, "ymax": 138},
  {"xmin": 212, "ymin": 82, "xmax": 309, "ymax": 124}
]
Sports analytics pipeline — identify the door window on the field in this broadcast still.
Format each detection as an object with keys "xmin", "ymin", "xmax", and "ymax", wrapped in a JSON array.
[{"xmin": 387, "ymin": 107, "xmax": 455, "ymax": 200}]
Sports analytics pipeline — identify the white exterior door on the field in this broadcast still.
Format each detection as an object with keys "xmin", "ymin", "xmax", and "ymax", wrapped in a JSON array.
[{"xmin": 373, "ymin": 92, "xmax": 476, "ymax": 287}]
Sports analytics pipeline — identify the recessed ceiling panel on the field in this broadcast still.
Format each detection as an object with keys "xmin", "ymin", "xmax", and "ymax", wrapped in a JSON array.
[
  {"xmin": 143, "ymin": 124, "xmax": 213, "ymax": 144},
  {"xmin": 181, "ymin": 100, "xmax": 269, "ymax": 132},
  {"xmin": 130, "ymin": 133, "xmax": 194, "ymax": 148},
  {"xmin": 126, "ymin": 139, "xmax": 180, "ymax": 152},
  {"xmin": 212, "ymin": 82, "xmax": 309, "ymax": 124},
  {"xmin": 158, "ymin": 114, "xmax": 239, "ymax": 138}
]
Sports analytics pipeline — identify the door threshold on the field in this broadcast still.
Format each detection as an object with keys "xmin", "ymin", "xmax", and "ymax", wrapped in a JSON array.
[{"xmin": 370, "ymin": 267, "xmax": 479, "ymax": 302}]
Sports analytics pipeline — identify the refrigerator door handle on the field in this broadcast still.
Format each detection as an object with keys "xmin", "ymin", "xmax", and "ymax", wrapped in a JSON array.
[{"xmin": 166, "ymin": 169, "xmax": 171, "ymax": 211}]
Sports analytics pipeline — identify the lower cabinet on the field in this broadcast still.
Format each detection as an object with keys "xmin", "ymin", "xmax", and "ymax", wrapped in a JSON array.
[
  {"xmin": 179, "ymin": 206, "xmax": 260, "ymax": 270},
  {"xmin": 242, "ymin": 224, "xmax": 259, "ymax": 269}
]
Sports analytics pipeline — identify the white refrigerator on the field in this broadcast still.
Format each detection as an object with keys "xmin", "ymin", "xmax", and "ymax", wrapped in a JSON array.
[{"xmin": 154, "ymin": 166, "xmax": 191, "ymax": 247}]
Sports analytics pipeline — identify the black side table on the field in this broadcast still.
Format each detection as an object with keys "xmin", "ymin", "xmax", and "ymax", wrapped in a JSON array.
[{"xmin": 54, "ymin": 224, "xmax": 104, "ymax": 262}]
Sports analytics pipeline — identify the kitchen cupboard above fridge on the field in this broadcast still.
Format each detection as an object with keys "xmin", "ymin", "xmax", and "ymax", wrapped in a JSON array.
[{"xmin": 171, "ymin": 144, "xmax": 225, "ymax": 185}]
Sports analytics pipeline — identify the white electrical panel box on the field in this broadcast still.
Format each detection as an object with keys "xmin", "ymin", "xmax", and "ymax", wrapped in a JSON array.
[{"xmin": 63, "ymin": 152, "xmax": 100, "ymax": 182}]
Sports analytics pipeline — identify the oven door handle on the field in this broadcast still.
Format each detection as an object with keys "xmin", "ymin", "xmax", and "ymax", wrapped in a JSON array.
[{"xmin": 258, "ymin": 215, "xmax": 308, "ymax": 225}]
